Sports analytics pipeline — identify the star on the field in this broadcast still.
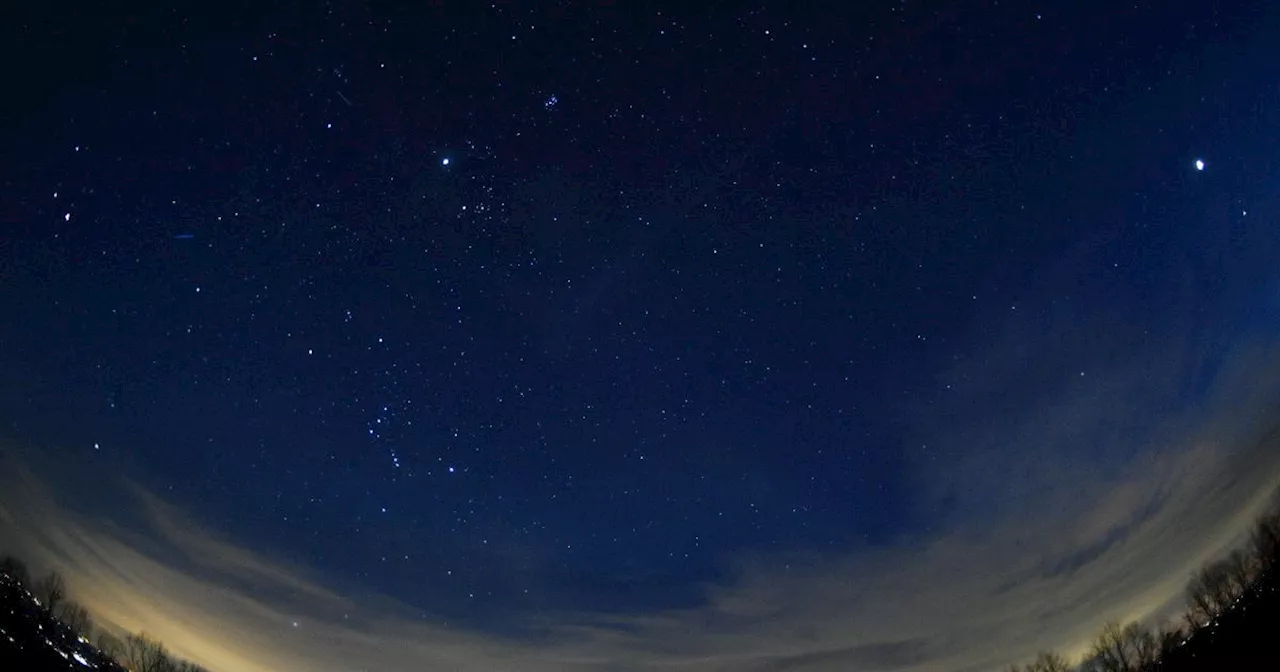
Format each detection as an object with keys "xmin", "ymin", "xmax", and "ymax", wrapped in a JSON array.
[{"xmin": 5, "ymin": 5, "xmax": 1278, "ymax": 672}]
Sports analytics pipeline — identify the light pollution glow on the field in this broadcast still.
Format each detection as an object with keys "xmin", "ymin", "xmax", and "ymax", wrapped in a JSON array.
[{"xmin": 4, "ymin": 243, "xmax": 1280, "ymax": 671}]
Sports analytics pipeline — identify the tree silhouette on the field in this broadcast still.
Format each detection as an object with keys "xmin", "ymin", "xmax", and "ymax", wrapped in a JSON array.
[
  {"xmin": 57, "ymin": 599, "xmax": 93, "ymax": 636},
  {"xmin": 1084, "ymin": 621, "xmax": 1159, "ymax": 672},
  {"xmin": 1154, "ymin": 622, "xmax": 1184, "ymax": 660},
  {"xmin": 122, "ymin": 632, "xmax": 175, "ymax": 672},
  {"xmin": 1251, "ymin": 509, "xmax": 1280, "ymax": 572},
  {"xmin": 0, "ymin": 554, "xmax": 31, "ymax": 587},
  {"xmin": 96, "ymin": 630, "xmax": 124, "ymax": 659},
  {"xmin": 33, "ymin": 571, "xmax": 66, "ymax": 613},
  {"xmin": 1184, "ymin": 559, "xmax": 1236, "ymax": 627},
  {"xmin": 1129, "ymin": 624, "xmax": 1159, "ymax": 669},
  {"xmin": 1008, "ymin": 650, "xmax": 1070, "ymax": 672},
  {"xmin": 1221, "ymin": 548, "xmax": 1257, "ymax": 596}
]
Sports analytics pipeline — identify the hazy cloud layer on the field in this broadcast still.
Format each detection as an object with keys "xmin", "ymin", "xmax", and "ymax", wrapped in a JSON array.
[
  {"xmin": 3, "ymin": 335, "xmax": 1279, "ymax": 672},
  {"xmin": 4, "ymin": 211, "xmax": 1280, "ymax": 671}
]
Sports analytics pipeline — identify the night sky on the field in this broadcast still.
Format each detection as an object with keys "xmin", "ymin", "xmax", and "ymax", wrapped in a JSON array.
[{"xmin": 4, "ymin": 2, "xmax": 1280, "ymax": 671}]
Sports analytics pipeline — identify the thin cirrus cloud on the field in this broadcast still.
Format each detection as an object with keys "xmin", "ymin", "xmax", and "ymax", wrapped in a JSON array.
[
  {"xmin": 3, "ymin": 224, "xmax": 1280, "ymax": 670},
  {"xmin": 2, "ymin": 341, "xmax": 1278, "ymax": 672}
]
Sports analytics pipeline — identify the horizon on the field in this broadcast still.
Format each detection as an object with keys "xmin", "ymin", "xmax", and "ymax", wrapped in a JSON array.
[{"xmin": 4, "ymin": 1, "xmax": 1280, "ymax": 670}]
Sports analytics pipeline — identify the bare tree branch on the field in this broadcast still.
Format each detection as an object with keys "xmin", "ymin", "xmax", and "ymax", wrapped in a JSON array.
[
  {"xmin": 1086, "ymin": 621, "xmax": 1158, "ymax": 672},
  {"xmin": 1185, "ymin": 559, "xmax": 1237, "ymax": 626},
  {"xmin": 123, "ymin": 632, "xmax": 175, "ymax": 672},
  {"xmin": 1251, "ymin": 510, "xmax": 1280, "ymax": 572},
  {"xmin": 96, "ymin": 630, "xmax": 123, "ymax": 659},
  {"xmin": 57, "ymin": 600, "xmax": 93, "ymax": 636},
  {"xmin": 33, "ymin": 571, "xmax": 66, "ymax": 613}
]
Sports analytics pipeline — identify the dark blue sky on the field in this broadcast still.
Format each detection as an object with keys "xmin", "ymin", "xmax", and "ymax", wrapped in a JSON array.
[{"xmin": 3, "ymin": 2, "xmax": 1280, "ymax": 670}]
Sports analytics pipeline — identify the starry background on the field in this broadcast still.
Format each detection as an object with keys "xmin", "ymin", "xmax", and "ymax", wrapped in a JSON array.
[{"xmin": 3, "ymin": 1, "xmax": 1280, "ymax": 670}]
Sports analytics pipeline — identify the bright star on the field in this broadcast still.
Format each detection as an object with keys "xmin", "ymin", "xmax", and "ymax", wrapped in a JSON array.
[
  {"xmin": 1194, "ymin": 158, "xmax": 1205, "ymax": 171},
  {"xmin": 442, "ymin": 157, "xmax": 451, "ymax": 166}
]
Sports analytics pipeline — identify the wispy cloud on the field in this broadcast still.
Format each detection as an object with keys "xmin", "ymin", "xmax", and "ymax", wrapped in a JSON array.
[
  {"xmin": 3, "ymin": 223, "xmax": 1280, "ymax": 670},
  {"xmin": 3, "ymin": 362, "xmax": 1277, "ymax": 671}
]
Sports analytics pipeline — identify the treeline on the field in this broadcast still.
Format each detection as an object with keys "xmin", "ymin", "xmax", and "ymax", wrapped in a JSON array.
[
  {"xmin": 1009, "ymin": 494, "xmax": 1280, "ymax": 672},
  {"xmin": 0, "ymin": 555, "xmax": 209, "ymax": 672}
]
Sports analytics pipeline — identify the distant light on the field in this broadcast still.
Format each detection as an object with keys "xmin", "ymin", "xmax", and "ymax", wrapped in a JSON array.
[
  {"xmin": 64, "ymin": 213, "xmax": 71, "ymax": 222},
  {"xmin": 1195, "ymin": 158, "xmax": 1205, "ymax": 171},
  {"xmin": 442, "ymin": 157, "xmax": 451, "ymax": 166}
]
